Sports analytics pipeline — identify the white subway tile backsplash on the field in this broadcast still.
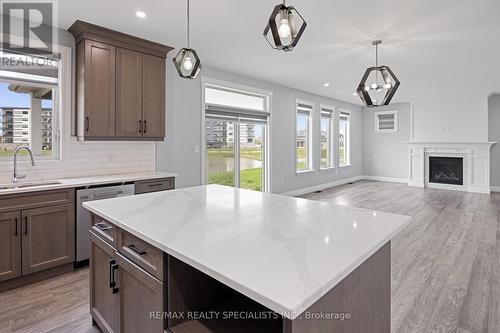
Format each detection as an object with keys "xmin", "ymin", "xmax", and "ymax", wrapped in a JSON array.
[{"xmin": 0, "ymin": 141, "xmax": 156, "ymax": 183}]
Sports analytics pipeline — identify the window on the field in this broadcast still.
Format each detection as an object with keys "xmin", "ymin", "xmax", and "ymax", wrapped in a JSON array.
[
  {"xmin": 339, "ymin": 111, "xmax": 350, "ymax": 166},
  {"xmin": 320, "ymin": 105, "xmax": 334, "ymax": 169},
  {"xmin": 204, "ymin": 81, "xmax": 270, "ymax": 192},
  {"xmin": 374, "ymin": 110, "xmax": 398, "ymax": 133},
  {"xmin": 296, "ymin": 101, "xmax": 313, "ymax": 172},
  {"xmin": 0, "ymin": 51, "xmax": 60, "ymax": 159}
]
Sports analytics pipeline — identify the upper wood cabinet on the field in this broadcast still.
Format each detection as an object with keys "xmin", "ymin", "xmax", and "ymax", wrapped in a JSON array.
[
  {"xmin": 82, "ymin": 40, "xmax": 116, "ymax": 137},
  {"xmin": 69, "ymin": 20, "xmax": 173, "ymax": 141},
  {"xmin": 116, "ymin": 48, "xmax": 143, "ymax": 137}
]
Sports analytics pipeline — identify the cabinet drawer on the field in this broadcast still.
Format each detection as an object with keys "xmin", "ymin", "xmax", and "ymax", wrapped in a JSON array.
[
  {"xmin": 118, "ymin": 229, "xmax": 164, "ymax": 281},
  {"xmin": 0, "ymin": 189, "xmax": 75, "ymax": 213},
  {"xmin": 91, "ymin": 214, "xmax": 118, "ymax": 250},
  {"xmin": 135, "ymin": 178, "xmax": 174, "ymax": 194}
]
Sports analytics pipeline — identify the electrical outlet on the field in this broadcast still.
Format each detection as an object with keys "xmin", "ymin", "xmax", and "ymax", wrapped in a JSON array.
[
  {"xmin": 280, "ymin": 178, "xmax": 285, "ymax": 185},
  {"xmin": 194, "ymin": 145, "xmax": 200, "ymax": 153}
]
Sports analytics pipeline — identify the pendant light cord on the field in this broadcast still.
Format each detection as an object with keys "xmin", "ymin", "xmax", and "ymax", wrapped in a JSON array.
[{"xmin": 187, "ymin": 0, "xmax": 190, "ymax": 48}]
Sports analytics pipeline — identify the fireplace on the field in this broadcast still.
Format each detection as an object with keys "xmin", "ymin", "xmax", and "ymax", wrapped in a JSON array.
[{"xmin": 429, "ymin": 157, "xmax": 463, "ymax": 186}]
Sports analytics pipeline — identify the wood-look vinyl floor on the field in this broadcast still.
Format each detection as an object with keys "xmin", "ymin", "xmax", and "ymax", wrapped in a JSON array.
[
  {"xmin": 0, "ymin": 181, "xmax": 498, "ymax": 333},
  {"xmin": 300, "ymin": 181, "xmax": 500, "ymax": 333}
]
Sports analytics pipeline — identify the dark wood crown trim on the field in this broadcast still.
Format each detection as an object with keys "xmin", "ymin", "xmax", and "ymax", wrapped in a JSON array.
[{"xmin": 68, "ymin": 20, "xmax": 174, "ymax": 58}]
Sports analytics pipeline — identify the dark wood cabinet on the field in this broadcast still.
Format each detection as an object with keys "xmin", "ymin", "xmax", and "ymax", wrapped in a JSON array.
[
  {"xmin": 117, "ymin": 253, "xmax": 164, "ymax": 333},
  {"xmin": 82, "ymin": 40, "xmax": 116, "ymax": 137},
  {"xmin": 69, "ymin": 20, "xmax": 173, "ymax": 141},
  {"xmin": 90, "ymin": 226, "xmax": 165, "ymax": 333},
  {"xmin": 0, "ymin": 189, "xmax": 76, "ymax": 291},
  {"xmin": 90, "ymin": 232, "xmax": 120, "ymax": 333},
  {"xmin": 21, "ymin": 204, "xmax": 75, "ymax": 275},
  {"xmin": 142, "ymin": 54, "xmax": 166, "ymax": 138},
  {"xmin": 116, "ymin": 48, "xmax": 143, "ymax": 137},
  {"xmin": 0, "ymin": 212, "xmax": 21, "ymax": 282}
]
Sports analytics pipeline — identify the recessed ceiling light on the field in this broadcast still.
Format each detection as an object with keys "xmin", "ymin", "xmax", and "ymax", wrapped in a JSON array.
[
  {"xmin": 323, "ymin": 83, "xmax": 330, "ymax": 87},
  {"xmin": 136, "ymin": 11, "xmax": 146, "ymax": 18},
  {"xmin": 352, "ymin": 92, "xmax": 357, "ymax": 96}
]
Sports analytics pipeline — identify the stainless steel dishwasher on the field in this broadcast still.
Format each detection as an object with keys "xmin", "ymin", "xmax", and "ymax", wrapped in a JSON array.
[{"xmin": 76, "ymin": 183, "xmax": 135, "ymax": 264}]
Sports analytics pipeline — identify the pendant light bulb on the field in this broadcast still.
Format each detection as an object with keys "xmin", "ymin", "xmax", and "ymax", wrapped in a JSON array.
[
  {"xmin": 278, "ymin": 14, "xmax": 291, "ymax": 39},
  {"xmin": 182, "ymin": 53, "xmax": 193, "ymax": 71},
  {"xmin": 279, "ymin": 19, "xmax": 291, "ymax": 38}
]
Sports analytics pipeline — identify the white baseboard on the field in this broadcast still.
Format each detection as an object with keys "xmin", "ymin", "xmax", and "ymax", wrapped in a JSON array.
[
  {"xmin": 362, "ymin": 175, "xmax": 408, "ymax": 184},
  {"xmin": 281, "ymin": 175, "xmax": 497, "ymax": 198},
  {"xmin": 491, "ymin": 186, "xmax": 500, "ymax": 193},
  {"xmin": 280, "ymin": 176, "xmax": 364, "ymax": 197}
]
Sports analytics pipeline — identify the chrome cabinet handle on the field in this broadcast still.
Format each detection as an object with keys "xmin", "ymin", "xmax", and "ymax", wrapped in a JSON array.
[{"xmin": 109, "ymin": 259, "xmax": 119, "ymax": 294}]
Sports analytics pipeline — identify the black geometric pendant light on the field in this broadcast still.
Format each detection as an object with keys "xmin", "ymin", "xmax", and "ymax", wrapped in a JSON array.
[
  {"xmin": 357, "ymin": 40, "xmax": 400, "ymax": 107},
  {"xmin": 173, "ymin": 0, "xmax": 201, "ymax": 79},
  {"xmin": 263, "ymin": 0, "xmax": 307, "ymax": 52}
]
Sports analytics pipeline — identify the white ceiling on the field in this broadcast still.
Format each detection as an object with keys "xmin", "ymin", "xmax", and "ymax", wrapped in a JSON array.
[{"xmin": 58, "ymin": 0, "xmax": 500, "ymax": 105}]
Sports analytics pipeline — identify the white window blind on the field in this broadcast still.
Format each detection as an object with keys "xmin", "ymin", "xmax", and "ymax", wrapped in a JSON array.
[{"xmin": 374, "ymin": 110, "xmax": 398, "ymax": 133}]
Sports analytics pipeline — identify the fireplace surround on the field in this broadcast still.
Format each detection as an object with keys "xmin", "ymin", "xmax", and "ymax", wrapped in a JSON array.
[{"xmin": 406, "ymin": 142, "xmax": 495, "ymax": 194}]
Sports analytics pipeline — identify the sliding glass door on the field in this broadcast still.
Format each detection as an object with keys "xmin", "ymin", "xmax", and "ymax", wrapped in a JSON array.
[{"xmin": 205, "ymin": 117, "xmax": 267, "ymax": 192}]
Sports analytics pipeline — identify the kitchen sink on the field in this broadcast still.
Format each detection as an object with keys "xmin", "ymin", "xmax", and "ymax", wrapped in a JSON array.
[{"xmin": 0, "ymin": 180, "xmax": 62, "ymax": 190}]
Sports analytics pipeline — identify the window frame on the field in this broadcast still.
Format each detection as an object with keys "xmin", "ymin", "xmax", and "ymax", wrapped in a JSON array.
[
  {"xmin": 201, "ymin": 76, "xmax": 273, "ymax": 193},
  {"xmin": 319, "ymin": 104, "xmax": 335, "ymax": 170},
  {"xmin": 295, "ymin": 99, "xmax": 314, "ymax": 173},
  {"xmin": 0, "ymin": 44, "xmax": 71, "ymax": 165},
  {"xmin": 374, "ymin": 110, "xmax": 399, "ymax": 133},
  {"xmin": 338, "ymin": 109, "xmax": 351, "ymax": 167}
]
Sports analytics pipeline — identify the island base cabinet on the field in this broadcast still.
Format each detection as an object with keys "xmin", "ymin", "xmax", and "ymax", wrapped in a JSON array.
[
  {"xmin": 167, "ymin": 243, "xmax": 391, "ymax": 333},
  {"xmin": 90, "ymin": 231, "xmax": 165, "ymax": 333},
  {"xmin": 116, "ymin": 253, "xmax": 164, "ymax": 333},
  {"xmin": 90, "ymin": 232, "xmax": 120, "ymax": 333}
]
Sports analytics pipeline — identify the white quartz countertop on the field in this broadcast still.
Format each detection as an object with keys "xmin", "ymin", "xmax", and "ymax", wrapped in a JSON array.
[
  {"xmin": 83, "ymin": 185, "xmax": 411, "ymax": 320},
  {"xmin": 0, "ymin": 171, "xmax": 177, "ymax": 196}
]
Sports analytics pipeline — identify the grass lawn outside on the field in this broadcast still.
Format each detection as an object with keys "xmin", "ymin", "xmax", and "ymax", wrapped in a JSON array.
[
  {"xmin": 0, "ymin": 149, "xmax": 52, "ymax": 157},
  {"xmin": 208, "ymin": 168, "xmax": 262, "ymax": 191},
  {"xmin": 207, "ymin": 148, "xmax": 262, "ymax": 161}
]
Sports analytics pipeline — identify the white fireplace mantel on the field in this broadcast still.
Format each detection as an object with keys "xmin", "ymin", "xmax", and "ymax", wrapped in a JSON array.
[{"xmin": 405, "ymin": 141, "xmax": 496, "ymax": 194}]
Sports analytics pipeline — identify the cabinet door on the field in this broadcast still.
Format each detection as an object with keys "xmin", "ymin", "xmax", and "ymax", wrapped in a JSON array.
[
  {"xmin": 142, "ymin": 54, "xmax": 166, "ymax": 138},
  {"xmin": 84, "ymin": 40, "xmax": 116, "ymax": 137},
  {"xmin": 116, "ymin": 48, "xmax": 143, "ymax": 137},
  {"xmin": 90, "ymin": 232, "xmax": 120, "ymax": 333},
  {"xmin": 0, "ymin": 212, "xmax": 21, "ymax": 282},
  {"xmin": 116, "ymin": 252, "xmax": 164, "ymax": 333},
  {"xmin": 21, "ymin": 204, "xmax": 75, "ymax": 275}
]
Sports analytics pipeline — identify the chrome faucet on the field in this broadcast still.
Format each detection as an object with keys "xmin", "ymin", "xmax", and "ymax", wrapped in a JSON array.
[{"xmin": 13, "ymin": 146, "xmax": 36, "ymax": 183}]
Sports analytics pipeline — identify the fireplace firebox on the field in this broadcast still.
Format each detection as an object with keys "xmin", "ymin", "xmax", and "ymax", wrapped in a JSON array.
[{"xmin": 429, "ymin": 156, "xmax": 463, "ymax": 186}]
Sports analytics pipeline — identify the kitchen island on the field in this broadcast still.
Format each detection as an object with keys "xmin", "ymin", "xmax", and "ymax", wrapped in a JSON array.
[{"xmin": 83, "ymin": 184, "xmax": 410, "ymax": 333}]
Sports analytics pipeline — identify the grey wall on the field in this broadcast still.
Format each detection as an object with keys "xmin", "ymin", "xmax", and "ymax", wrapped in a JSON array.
[
  {"xmin": 488, "ymin": 94, "xmax": 500, "ymax": 187},
  {"xmin": 362, "ymin": 103, "xmax": 411, "ymax": 180},
  {"xmin": 157, "ymin": 58, "xmax": 363, "ymax": 193}
]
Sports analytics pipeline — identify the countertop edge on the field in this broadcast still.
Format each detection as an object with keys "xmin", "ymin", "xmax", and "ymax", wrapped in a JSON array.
[{"xmin": 0, "ymin": 171, "xmax": 178, "ymax": 196}]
